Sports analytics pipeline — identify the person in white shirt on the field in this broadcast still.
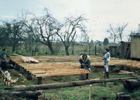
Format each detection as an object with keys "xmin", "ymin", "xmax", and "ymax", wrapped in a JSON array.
[{"xmin": 102, "ymin": 48, "xmax": 110, "ymax": 78}]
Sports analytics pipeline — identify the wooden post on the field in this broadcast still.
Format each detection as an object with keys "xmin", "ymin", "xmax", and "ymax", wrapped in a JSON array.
[
  {"xmin": 26, "ymin": 71, "xmax": 32, "ymax": 80},
  {"xmin": 104, "ymin": 68, "xmax": 106, "ymax": 84},
  {"xmin": 95, "ymin": 45, "xmax": 96, "ymax": 55},
  {"xmin": 89, "ymin": 84, "xmax": 92, "ymax": 100},
  {"xmin": 14, "ymin": 64, "xmax": 20, "ymax": 70},
  {"xmin": 37, "ymin": 77, "xmax": 42, "ymax": 84},
  {"xmin": 19, "ymin": 67, "xmax": 25, "ymax": 74}
]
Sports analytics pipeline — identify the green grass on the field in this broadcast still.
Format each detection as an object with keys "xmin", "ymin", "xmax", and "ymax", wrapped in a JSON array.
[
  {"xmin": 0, "ymin": 83, "xmax": 7, "ymax": 90},
  {"xmin": 3, "ymin": 44, "xmax": 99, "ymax": 56},
  {"xmin": 45, "ymin": 83, "xmax": 116, "ymax": 100}
]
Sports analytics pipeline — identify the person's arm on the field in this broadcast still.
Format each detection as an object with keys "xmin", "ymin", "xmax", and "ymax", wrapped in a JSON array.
[
  {"xmin": 87, "ymin": 60, "xmax": 91, "ymax": 71},
  {"xmin": 79, "ymin": 59, "xmax": 83, "ymax": 64},
  {"xmin": 103, "ymin": 53, "xmax": 109, "ymax": 60},
  {"xmin": 6, "ymin": 53, "xmax": 10, "ymax": 58}
]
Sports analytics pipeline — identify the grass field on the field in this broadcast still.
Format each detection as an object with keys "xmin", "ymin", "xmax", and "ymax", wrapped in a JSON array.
[{"xmin": 1, "ymin": 43, "xmax": 106, "ymax": 56}]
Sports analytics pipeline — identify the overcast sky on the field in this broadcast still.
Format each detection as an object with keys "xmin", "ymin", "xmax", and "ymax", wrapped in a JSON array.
[{"xmin": 0, "ymin": 0, "xmax": 140, "ymax": 42}]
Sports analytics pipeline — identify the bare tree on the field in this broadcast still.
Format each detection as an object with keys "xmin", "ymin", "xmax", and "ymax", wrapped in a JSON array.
[
  {"xmin": 56, "ymin": 15, "xmax": 87, "ymax": 55},
  {"xmin": 31, "ymin": 11, "xmax": 62, "ymax": 55},
  {"xmin": 117, "ymin": 23, "xmax": 128, "ymax": 41},
  {"xmin": 24, "ymin": 34, "xmax": 40, "ymax": 56},
  {"xmin": 88, "ymin": 39, "xmax": 93, "ymax": 55},
  {"xmin": 4, "ymin": 20, "xmax": 23, "ymax": 52},
  {"xmin": 20, "ymin": 9, "xmax": 63, "ymax": 55},
  {"xmin": 18, "ymin": 12, "xmax": 42, "ymax": 55},
  {"xmin": 107, "ymin": 24, "xmax": 118, "ymax": 43},
  {"xmin": 0, "ymin": 25, "xmax": 9, "ymax": 49},
  {"xmin": 107, "ymin": 23, "xmax": 128, "ymax": 43}
]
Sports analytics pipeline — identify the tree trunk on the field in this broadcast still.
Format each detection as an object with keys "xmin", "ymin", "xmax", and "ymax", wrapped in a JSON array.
[
  {"xmin": 65, "ymin": 46, "xmax": 69, "ymax": 55},
  {"xmin": 123, "ymin": 79, "xmax": 140, "ymax": 91},
  {"xmin": 6, "ymin": 77, "xmax": 139, "ymax": 91},
  {"xmin": 48, "ymin": 41, "xmax": 54, "ymax": 55},
  {"xmin": 89, "ymin": 44, "xmax": 90, "ymax": 55},
  {"xmin": 95, "ymin": 45, "xmax": 96, "ymax": 55},
  {"xmin": 1, "ymin": 90, "xmax": 44, "ymax": 99},
  {"xmin": 72, "ymin": 46, "xmax": 74, "ymax": 55},
  {"xmin": 25, "ymin": 46, "xmax": 29, "ymax": 53},
  {"xmin": 12, "ymin": 44, "xmax": 16, "ymax": 53}
]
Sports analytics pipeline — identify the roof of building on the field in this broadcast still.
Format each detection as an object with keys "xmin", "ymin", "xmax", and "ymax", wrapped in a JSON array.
[{"xmin": 130, "ymin": 33, "xmax": 140, "ymax": 37}]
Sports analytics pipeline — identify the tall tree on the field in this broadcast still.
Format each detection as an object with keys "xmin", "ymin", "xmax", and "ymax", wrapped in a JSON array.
[
  {"xmin": 56, "ymin": 15, "xmax": 87, "ymax": 55},
  {"xmin": 118, "ymin": 23, "xmax": 128, "ymax": 41},
  {"xmin": 5, "ymin": 20, "xmax": 23, "ymax": 52},
  {"xmin": 0, "ymin": 25, "xmax": 9, "ymax": 49},
  {"xmin": 88, "ymin": 39, "xmax": 93, "ymax": 55},
  {"xmin": 107, "ymin": 24, "xmax": 118, "ymax": 43},
  {"xmin": 21, "ymin": 10, "xmax": 62, "ymax": 55},
  {"xmin": 107, "ymin": 23, "xmax": 128, "ymax": 43},
  {"xmin": 103, "ymin": 38, "xmax": 109, "ymax": 47},
  {"xmin": 32, "ymin": 12, "xmax": 62, "ymax": 55},
  {"xmin": 24, "ymin": 34, "xmax": 40, "ymax": 56}
]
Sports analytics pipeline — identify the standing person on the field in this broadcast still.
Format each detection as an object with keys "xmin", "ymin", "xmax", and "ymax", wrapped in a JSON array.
[
  {"xmin": 102, "ymin": 48, "xmax": 110, "ymax": 78},
  {"xmin": 0, "ymin": 49, "xmax": 10, "ymax": 70},
  {"xmin": 79, "ymin": 53, "xmax": 91, "ymax": 79}
]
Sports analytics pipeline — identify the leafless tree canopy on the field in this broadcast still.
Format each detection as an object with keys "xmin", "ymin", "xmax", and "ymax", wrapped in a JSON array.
[
  {"xmin": 0, "ymin": 8, "xmax": 91, "ymax": 56},
  {"xmin": 107, "ymin": 23, "xmax": 128, "ymax": 43},
  {"xmin": 56, "ymin": 15, "xmax": 87, "ymax": 55}
]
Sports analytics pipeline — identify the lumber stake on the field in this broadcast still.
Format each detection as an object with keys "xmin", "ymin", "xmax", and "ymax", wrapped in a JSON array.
[
  {"xmin": 89, "ymin": 84, "xmax": 92, "ymax": 100},
  {"xmin": 5, "ymin": 77, "xmax": 140, "ymax": 91},
  {"xmin": 37, "ymin": 77, "xmax": 42, "ymax": 84},
  {"xmin": 26, "ymin": 71, "xmax": 32, "ymax": 80}
]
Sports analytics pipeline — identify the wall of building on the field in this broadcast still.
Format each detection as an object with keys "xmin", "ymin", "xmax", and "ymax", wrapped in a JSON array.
[{"xmin": 131, "ymin": 37, "xmax": 140, "ymax": 59}]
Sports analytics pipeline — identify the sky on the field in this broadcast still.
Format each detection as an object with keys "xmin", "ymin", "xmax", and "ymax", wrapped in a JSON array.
[{"xmin": 0, "ymin": 0, "xmax": 140, "ymax": 42}]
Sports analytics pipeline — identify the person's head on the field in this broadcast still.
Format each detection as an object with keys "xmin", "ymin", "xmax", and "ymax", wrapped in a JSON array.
[
  {"xmin": 105, "ymin": 48, "xmax": 109, "ymax": 53},
  {"xmin": 82, "ymin": 53, "xmax": 87, "ymax": 59},
  {"xmin": 3, "ymin": 48, "xmax": 6, "ymax": 52}
]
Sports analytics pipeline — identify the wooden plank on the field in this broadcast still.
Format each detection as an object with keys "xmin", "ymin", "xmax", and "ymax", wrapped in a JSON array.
[
  {"xmin": 32, "ymin": 71, "xmax": 47, "ymax": 74},
  {"xmin": 21, "ymin": 56, "xmax": 39, "ymax": 63},
  {"xmin": 35, "ymin": 70, "xmax": 90, "ymax": 77},
  {"xmin": 118, "ymin": 70, "xmax": 134, "ymax": 75},
  {"xmin": 28, "ymin": 67, "xmax": 81, "ymax": 72}
]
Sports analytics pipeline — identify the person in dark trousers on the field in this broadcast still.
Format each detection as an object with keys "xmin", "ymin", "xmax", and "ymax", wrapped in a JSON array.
[
  {"xmin": 0, "ymin": 49, "xmax": 10, "ymax": 70},
  {"xmin": 79, "ymin": 53, "xmax": 91, "ymax": 79},
  {"xmin": 102, "ymin": 48, "xmax": 110, "ymax": 78}
]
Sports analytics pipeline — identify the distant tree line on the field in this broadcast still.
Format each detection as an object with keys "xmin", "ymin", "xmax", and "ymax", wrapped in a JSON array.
[{"xmin": 0, "ymin": 8, "xmax": 88, "ymax": 55}]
